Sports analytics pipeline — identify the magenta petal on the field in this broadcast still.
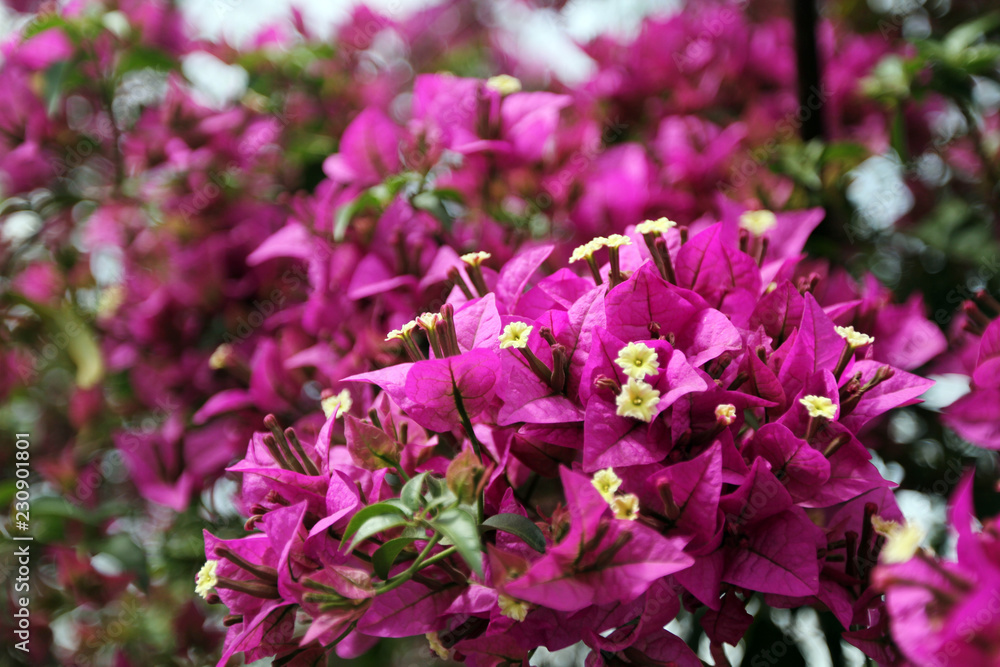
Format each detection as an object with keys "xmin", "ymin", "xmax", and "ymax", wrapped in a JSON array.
[
  {"xmin": 943, "ymin": 388, "xmax": 1000, "ymax": 449},
  {"xmin": 648, "ymin": 442, "xmax": 722, "ymax": 546},
  {"xmin": 723, "ymin": 510, "xmax": 823, "ymax": 597},
  {"xmin": 403, "ymin": 350, "xmax": 499, "ymax": 432},
  {"xmin": 974, "ymin": 319, "xmax": 1000, "ymax": 387},
  {"xmin": 454, "ymin": 294, "xmax": 502, "ymax": 353},
  {"xmin": 583, "ymin": 397, "xmax": 671, "ymax": 471},
  {"xmin": 675, "ymin": 223, "xmax": 761, "ymax": 308},
  {"xmin": 700, "ymin": 592, "xmax": 753, "ymax": 645},
  {"xmin": 356, "ymin": 580, "xmax": 461, "ymax": 637},
  {"xmin": 744, "ymin": 423, "xmax": 830, "ymax": 503},
  {"xmin": 776, "ymin": 293, "xmax": 842, "ymax": 408},
  {"xmin": 247, "ymin": 221, "xmax": 314, "ymax": 264},
  {"xmin": 192, "ymin": 388, "xmax": 254, "ymax": 424},
  {"xmin": 500, "ymin": 92, "xmax": 571, "ymax": 162},
  {"xmin": 495, "ymin": 244, "xmax": 553, "ymax": 313},
  {"xmin": 749, "ymin": 281, "xmax": 804, "ymax": 344},
  {"xmin": 839, "ymin": 360, "xmax": 933, "ymax": 432}
]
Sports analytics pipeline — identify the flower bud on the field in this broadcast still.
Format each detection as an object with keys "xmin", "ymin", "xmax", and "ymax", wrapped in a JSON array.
[{"xmin": 446, "ymin": 448, "xmax": 486, "ymax": 504}]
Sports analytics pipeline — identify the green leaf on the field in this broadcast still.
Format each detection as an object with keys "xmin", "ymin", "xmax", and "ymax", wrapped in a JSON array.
[
  {"xmin": 342, "ymin": 503, "xmax": 409, "ymax": 552},
  {"xmin": 944, "ymin": 12, "xmax": 1000, "ymax": 55},
  {"xmin": 102, "ymin": 533, "xmax": 150, "ymax": 591},
  {"xmin": 346, "ymin": 514, "xmax": 409, "ymax": 553},
  {"xmin": 333, "ymin": 189, "xmax": 382, "ymax": 241},
  {"xmin": 425, "ymin": 475, "xmax": 446, "ymax": 498},
  {"xmin": 43, "ymin": 61, "xmax": 71, "ymax": 118},
  {"xmin": 425, "ymin": 490, "xmax": 459, "ymax": 512},
  {"xmin": 430, "ymin": 508, "xmax": 483, "ymax": 577},
  {"xmin": 411, "ymin": 191, "xmax": 455, "ymax": 228},
  {"xmin": 380, "ymin": 499, "xmax": 414, "ymax": 516},
  {"xmin": 4, "ymin": 294, "xmax": 104, "ymax": 388},
  {"xmin": 116, "ymin": 45, "xmax": 177, "ymax": 75},
  {"xmin": 400, "ymin": 472, "xmax": 429, "ymax": 511},
  {"xmin": 480, "ymin": 514, "xmax": 546, "ymax": 553},
  {"xmin": 372, "ymin": 537, "xmax": 418, "ymax": 579}
]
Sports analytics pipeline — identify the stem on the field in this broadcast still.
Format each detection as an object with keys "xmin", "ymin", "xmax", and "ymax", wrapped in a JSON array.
[
  {"xmin": 377, "ymin": 538, "xmax": 457, "ymax": 595},
  {"xmin": 793, "ymin": 0, "xmax": 824, "ymax": 141},
  {"xmin": 453, "ymin": 390, "xmax": 487, "ymax": 523},
  {"xmin": 833, "ymin": 340, "xmax": 854, "ymax": 380},
  {"xmin": 584, "ymin": 256, "xmax": 603, "ymax": 285},
  {"xmin": 285, "ymin": 428, "xmax": 320, "ymax": 476}
]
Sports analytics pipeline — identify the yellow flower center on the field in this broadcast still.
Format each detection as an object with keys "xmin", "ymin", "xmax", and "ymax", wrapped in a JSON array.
[
  {"xmin": 739, "ymin": 210, "xmax": 777, "ymax": 236},
  {"xmin": 486, "ymin": 75, "xmax": 522, "ymax": 96},
  {"xmin": 615, "ymin": 378, "xmax": 661, "ymax": 422},
  {"xmin": 460, "ymin": 251, "xmax": 492, "ymax": 267},
  {"xmin": 499, "ymin": 322, "xmax": 533, "ymax": 349},
  {"xmin": 872, "ymin": 516, "xmax": 925, "ymax": 564},
  {"xmin": 322, "ymin": 389, "xmax": 353, "ymax": 419},
  {"xmin": 195, "ymin": 560, "xmax": 219, "ymax": 599},
  {"xmin": 209, "ymin": 344, "xmax": 233, "ymax": 370},
  {"xmin": 614, "ymin": 342, "xmax": 659, "ymax": 381},
  {"xmin": 835, "ymin": 325, "xmax": 874, "ymax": 348},
  {"xmin": 799, "ymin": 395, "xmax": 836, "ymax": 420},
  {"xmin": 715, "ymin": 404, "xmax": 737, "ymax": 425},
  {"xmin": 498, "ymin": 594, "xmax": 530, "ymax": 621},
  {"xmin": 636, "ymin": 217, "xmax": 677, "ymax": 235},
  {"xmin": 611, "ymin": 493, "xmax": 640, "ymax": 521},
  {"xmin": 97, "ymin": 285, "xmax": 125, "ymax": 318},
  {"xmin": 591, "ymin": 468, "xmax": 622, "ymax": 501}
]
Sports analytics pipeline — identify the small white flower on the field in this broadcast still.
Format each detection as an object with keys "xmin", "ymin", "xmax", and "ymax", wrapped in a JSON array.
[
  {"xmin": 386, "ymin": 319, "xmax": 418, "ymax": 342},
  {"xmin": 195, "ymin": 560, "xmax": 219, "ymax": 599},
  {"xmin": 739, "ymin": 210, "xmax": 777, "ymax": 236},
  {"xmin": 498, "ymin": 594, "xmax": 531, "ymax": 621},
  {"xmin": 460, "ymin": 251, "xmax": 491, "ymax": 267},
  {"xmin": 636, "ymin": 217, "xmax": 677, "ymax": 235},
  {"xmin": 799, "ymin": 395, "xmax": 837, "ymax": 420},
  {"xmin": 570, "ymin": 238, "xmax": 605, "ymax": 263},
  {"xmin": 611, "ymin": 493, "xmax": 640, "ymax": 521},
  {"xmin": 715, "ymin": 404, "xmax": 737, "ymax": 426},
  {"xmin": 209, "ymin": 344, "xmax": 233, "ymax": 370},
  {"xmin": 614, "ymin": 342, "xmax": 660, "ymax": 381},
  {"xmin": 486, "ymin": 74, "xmax": 522, "ymax": 95},
  {"xmin": 591, "ymin": 468, "xmax": 623, "ymax": 502},
  {"xmin": 835, "ymin": 325, "xmax": 874, "ymax": 348},
  {"xmin": 872, "ymin": 516, "xmax": 924, "ymax": 564},
  {"xmin": 322, "ymin": 389, "xmax": 353, "ymax": 419},
  {"xmin": 417, "ymin": 312, "xmax": 442, "ymax": 330},
  {"xmin": 615, "ymin": 378, "xmax": 661, "ymax": 422},
  {"xmin": 499, "ymin": 322, "xmax": 533, "ymax": 349},
  {"xmin": 603, "ymin": 233, "xmax": 632, "ymax": 249}
]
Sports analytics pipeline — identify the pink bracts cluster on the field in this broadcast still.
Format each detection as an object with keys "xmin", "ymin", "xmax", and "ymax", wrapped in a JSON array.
[
  {"xmin": 874, "ymin": 473, "xmax": 1000, "ymax": 666},
  {"xmin": 201, "ymin": 208, "xmax": 939, "ymax": 665}
]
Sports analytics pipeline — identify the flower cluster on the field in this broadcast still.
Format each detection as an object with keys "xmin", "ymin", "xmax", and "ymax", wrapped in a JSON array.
[
  {"xmin": 205, "ymin": 210, "xmax": 940, "ymax": 664},
  {"xmin": 2, "ymin": 0, "xmax": 996, "ymax": 663},
  {"xmin": 874, "ymin": 473, "xmax": 1000, "ymax": 666}
]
